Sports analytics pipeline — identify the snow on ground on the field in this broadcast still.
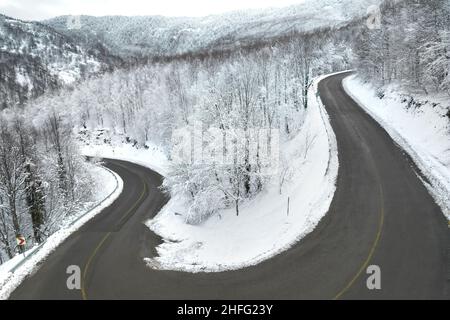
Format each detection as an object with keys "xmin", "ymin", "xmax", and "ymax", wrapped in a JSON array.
[
  {"xmin": 26, "ymin": 71, "xmax": 341, "ymax": 276},
  {"xmin": 15, "ymin": 69, "xmax": 33, "ymax": 90},
  {"xmin": 81, "ymin": 137, "xmax": 169, "ymax": 176},
  {"xmin": 143, "ymin": 73, "xmax": 340, "ymax": 272},
  {"xmin": 0, "ymin": 164, "xmax": 123, "ymax": 299},
  {"xmin": 343, "ymin": 75, "xmax": 450, "ymax": 219}
]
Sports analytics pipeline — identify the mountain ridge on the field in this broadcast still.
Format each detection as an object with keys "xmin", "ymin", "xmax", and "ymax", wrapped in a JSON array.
[
  {"xmin": 44, "ymin": 0, "xmax": 381, "ymax": 57},
  {"xmin": 0, "ymin": 13, "xmax": 123, "ymax": 108}
]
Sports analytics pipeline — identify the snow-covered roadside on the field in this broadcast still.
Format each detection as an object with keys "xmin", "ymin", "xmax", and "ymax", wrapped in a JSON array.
[
  {"xmin": 343, "ymin": 75, "xmax": 450, "ymax": 219},
  {"xmin": 143, "ymin": 73, "xmax": 341, "ymax": 272},
  {"xmin": 0, "ymin": 164, "xmax": 123, "ymax": 299},
  {"xmin": 81, "ymin": 142, "xmax": 169, "ymax": 176}
]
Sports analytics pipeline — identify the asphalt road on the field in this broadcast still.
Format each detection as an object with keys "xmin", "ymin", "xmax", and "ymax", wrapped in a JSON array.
[{"xmin": 10, "ymin": 72, "xmax": 449, "ymax": 299}]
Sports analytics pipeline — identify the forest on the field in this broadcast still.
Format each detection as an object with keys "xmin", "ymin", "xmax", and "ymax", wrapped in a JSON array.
[
  {"xmin": 0, "ymin": 0, "xmax": 448, "ymax": 262},
  {"xmin": 354, "ymin": 0, "xmax": 450, "ymax": 96}
]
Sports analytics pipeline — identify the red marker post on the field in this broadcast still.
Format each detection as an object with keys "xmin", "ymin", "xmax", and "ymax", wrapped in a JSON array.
[{"xmin": 16, "ymin": 235, "xmax": 26, "ymax": 257}]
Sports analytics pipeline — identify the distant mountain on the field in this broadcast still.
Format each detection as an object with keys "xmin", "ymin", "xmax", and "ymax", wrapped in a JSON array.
[
  {"xmin": 0, "ymin": 0, "xmax": 381, "ymax": 108},
  {"xmin": 44, "ymin": 0, "xmax": 381, "ymax": 58},
  {"xmin": 0, "ymin": 14, "xmax": 122, "ymax": 108}
]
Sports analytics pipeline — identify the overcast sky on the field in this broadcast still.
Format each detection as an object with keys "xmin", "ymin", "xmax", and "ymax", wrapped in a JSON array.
[{"xmin": 0, "ymin": 0, "xmax": 306, "ymax": 21}]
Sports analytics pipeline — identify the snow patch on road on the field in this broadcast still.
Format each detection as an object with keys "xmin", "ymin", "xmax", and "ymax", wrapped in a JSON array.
[
  {"xmin": 0, "ymin": 164, "xmax": 123, "ymax": 300},
  {"xmin": 144, "ymin": 73, "xmax": 340, "ymax": 272},
  {"xmin": 343, "ymin": 75, "xmax": 450, "ymax": 219}
]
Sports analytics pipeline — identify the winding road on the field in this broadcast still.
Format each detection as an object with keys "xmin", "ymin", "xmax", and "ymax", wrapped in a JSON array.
[{"xmin": 10, "ymin": 72, "xmax": 449, "ymax": 299}]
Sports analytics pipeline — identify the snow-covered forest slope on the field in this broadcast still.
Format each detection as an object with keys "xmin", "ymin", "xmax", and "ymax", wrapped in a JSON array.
[
  {"xmin": 0, "ymin": 5, "xmax": 356, "ymax": 266},
  {"xmin": 144, "ymin": 74, "xmax": 339, "ymax": 272},
  {"xmin": 350, "ymin": 0, "xmax": 450, "ymax": 214},
  {"xmin": 353, "ymin": 0, "xmax": 450, "ymax": 95},
  {"xmin": 44, "ymin": 0, "xmax": 381, "ymax": 58},
  {"xmin": 0, "ymin": 0, "xmax": 449, "ymax": 274},
  {"xmin": 0, "ymin": 14, "xmax": 122, "ymax": 108}
]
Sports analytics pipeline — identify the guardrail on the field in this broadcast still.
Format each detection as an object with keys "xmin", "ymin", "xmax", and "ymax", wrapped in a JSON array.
[{"xmin": 7, "ymin": 165, "xmax": 120, "ymax": 273}]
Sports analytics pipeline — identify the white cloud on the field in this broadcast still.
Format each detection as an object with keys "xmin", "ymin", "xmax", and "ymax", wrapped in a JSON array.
[{"xmin": 0, "ymin": 0, "xmax": 305, "ymax": 21}]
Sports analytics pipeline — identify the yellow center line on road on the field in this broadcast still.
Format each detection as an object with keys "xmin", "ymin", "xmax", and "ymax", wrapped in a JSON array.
[
  {"xmin": 81, "ymin": 173, "xmax": 148, "ymax": 300},
  {"xmin": 81, "ymin": 232, "xmax": 112, "ymax": 300},
  {"xmin": 333, "ymin": 182, "xmax": 385, "ymax": 300}
]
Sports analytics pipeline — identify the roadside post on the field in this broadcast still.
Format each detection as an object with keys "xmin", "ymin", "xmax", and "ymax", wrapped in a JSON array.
[
  {"xmin": 16, "ymin": 234, "xmax": 26, "ymax": 257},
  {"xmin": 287, "ymin": 197, "xmax": 290, "ymax": 216}
]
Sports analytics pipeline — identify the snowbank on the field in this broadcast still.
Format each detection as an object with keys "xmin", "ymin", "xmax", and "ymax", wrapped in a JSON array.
[
  {"xmin": 144, "ymin": 73, "xmax": 340, "ymax": 272},
  {"xmin": 343, "ymin": 75, "xmax": 450, "ymax": 219},
  {"xmin": 0, "ymin": 164, "xmax": 123, "ymax": 299},
  {"xmin": 81, "ymin": 138, "xmax": 169, "ymax": 176}
]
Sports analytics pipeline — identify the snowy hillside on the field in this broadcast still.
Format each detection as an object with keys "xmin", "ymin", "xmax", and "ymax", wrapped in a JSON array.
[
  {"xmin": 145, "ymin": 74, "xmax": 339, "ymax": 272},
  {"xmin": 0, "ymin": 14, "xmax": 121, "ymax": 108},
  {"xmin": 44, "ymin": 0, "xmax": 380, "ymax": 57}
]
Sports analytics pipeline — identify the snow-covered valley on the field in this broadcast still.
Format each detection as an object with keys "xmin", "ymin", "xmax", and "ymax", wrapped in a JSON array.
[
  {"xmin": 44, "ymin": 0, "xmax": 380, "ymax": 58},
  {"xmin": 0, "ymin": 0, "xmax": 450, "ymax": 301}
]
